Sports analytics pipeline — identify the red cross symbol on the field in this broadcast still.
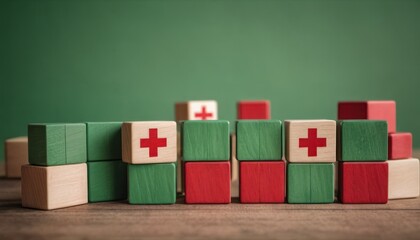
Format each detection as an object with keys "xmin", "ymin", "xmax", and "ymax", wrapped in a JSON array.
[
  {"xmin": 194, "ymin": 106, "xmax": 213, "ymax": 120},
  {"xmin": 140, "ymin": 128, "xmax": 167, "ymax": 157},
  {"xmin": 299, "ymin": 128, "xmax": 327, "ymax": 157}
]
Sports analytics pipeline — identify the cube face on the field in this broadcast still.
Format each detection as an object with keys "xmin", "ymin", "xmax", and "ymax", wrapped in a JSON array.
[
  {"xmin": 182, "ymin": 121, "xmax": 230, "ymax": 161},
  {"xmin": 5, "ymin": 137, "xmax": 28, "ymax": 178},
  {"xmin": 285, "ymin": 120, "xmax": 336, "ymax": 163},
  {"xmin": 388, "ymin": 159, "xmax": 419, "ymax": 200},
  {"xmin": 287, "ymin": 163, "xmax": 334, "ymax": 203},
  {"xmin": 128, "ymin": 163, "xmax": 176, "ymax": 204},
  {"xmin": 388, "ymin": 132, "xmax": 412, "ymax": 160},
  {"xmin": 87, "ymin": 122, "xmax": 122, "ymax": 161},
  {"xmin": 122, "ymin": 121, "xmax": 176, "ymax": 164},
  {"xmin": 87, "ymin": 161, "xmax": 127, "ymax": 202},
  {"xmin": 175, "ymin": 100, "xmax": 218, "ymax": 121},
  {"xmin": 340, "ymin": 120, "xmax": 388, "ymax": 161},
  {"xmin": 185, "ymin": 162, "xmax": 231, "ymax": 204},
  {"xmin": 236, "ymin": 120, "xmax": 282, "ymax": 161},
  {"xmin": 339, "ymin": 162, "xmax": 388, "ymax": 203},
  {"xmin": 240, "ymin": 161, "xmax": 285, "ymax": 203},
  {"xmin": 237, "ymin": 100, "xmax": 270, "ymax": 120}
]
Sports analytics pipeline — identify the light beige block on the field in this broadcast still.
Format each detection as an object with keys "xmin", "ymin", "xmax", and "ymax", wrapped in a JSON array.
[
  {"xmin": 175, "ymin": 100, "xmax": 218, "ymax": 121},
  {"xmin": 231, "ymin": 133, "xmax": 239, "ymax": 197},
  {"xmin": 388, "ymin": 158, "xmax": 419, "ymax": 200},
  {"xmin": 5, "ymin": 137, "xmax": 28, "ymax": 178}
]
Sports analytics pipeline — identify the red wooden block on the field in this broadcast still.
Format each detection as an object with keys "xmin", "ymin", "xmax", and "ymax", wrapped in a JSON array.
[
  {"xmin": 388, "ymin": 132, "xmax": 412, "ymax": 160},
  {"xmin": 185, "ymin": 162, "xmax": 231, "ymax": 204},
  {"xmin": 237, "ymin": 100, "xmax": 270, "ymax": 120},
  {"xmin": 240, "ymin": 161, "xmax": 285, "ymax": 203},
  {"xmin": 338, "ymin": 101, "xmax": 396, "ymax": 133},
  {"xmin": 339, "ymin": 162, "xmax": 388, "ymax": 204}
]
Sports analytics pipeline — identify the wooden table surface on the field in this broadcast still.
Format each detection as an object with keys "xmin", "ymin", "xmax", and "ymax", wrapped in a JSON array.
[{"xmin": 1, "ymin": 153, "xmax": 420, "ymax": 240}]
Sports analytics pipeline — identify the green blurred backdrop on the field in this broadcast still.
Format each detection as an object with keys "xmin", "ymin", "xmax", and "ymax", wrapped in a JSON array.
[{"xmin": 1, "ymin": 0, "xmax": 420, "ymax": 159}]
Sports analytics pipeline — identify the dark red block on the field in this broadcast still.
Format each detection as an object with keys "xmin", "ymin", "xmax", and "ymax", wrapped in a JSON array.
[
  {"xmin": 240, "ymin": 161, "xmax": 285, "ymax": 203},
  {"xmin": 237, "ymin": 100, "xmax": 270, "ymax": 120},
  {"xmin": 339, "ymin": 162, "xmax": 388, "ymax": 204},
  {"xmin": 388, "ymin": 132, "xmax": 412, "ymax": 160},
  {"xmin": 185, "ymin": 162, "xmax": 231, "ymax": 204}
]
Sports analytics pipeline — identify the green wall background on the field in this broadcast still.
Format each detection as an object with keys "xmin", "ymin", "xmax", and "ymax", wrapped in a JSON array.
[{"xmin": 1, "ymin": 0, "xmax": 420, "ymax": 159}]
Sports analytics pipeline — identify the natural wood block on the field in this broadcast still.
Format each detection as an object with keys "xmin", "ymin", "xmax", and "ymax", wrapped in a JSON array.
[
  {"xmin": 339, "ymin": 162, "xmax": 388, "ymax": 203},
  {"xmin": 87, "ymin": 160, "xmax": 127, "ymax": 202},
  {"xmin": 285, "ymin": 120, "xmax": 336, "ymax": 163},
  {"xmin": 339, "ymin": 120, "xmax": 388, "ymax": 161},
  {"xmin": 4, "ymin": 137, "xmax": 28, "ymax": 178},
  {"xmin": 21, "ymin": 163, "xmax": 88, "ymax": 210},
  {"xmin": 287, "ymin": 163, "xmax": 334, "ymax": 203},
  {"xmin": 86, "ymin": 122, "xmax": 122, "ymax": 161},
  {"xmin": 128, "ymin": 163, "xmax": 176, "ymax": 204},
  {"xmin": 240, "ymin": 161, "xmax": 285, "ymax": 203},
  {"xmin": 388, "ymin": 132, "xmax": 412, "ymax": 160},
  {"xmin": 237, "ymin": 100, "xmax": 270, "ymax": 120},
  {"xmin": 236, "ymin": 120, "xmax": 282, "ymax": 161},
  {"xmin": 122, "ymin": 121, "xmax": 176, "ymax": 164},
  {"xmin": 175, "ymin": 100, "xmax": 218, "ymax": 121},
  {"xmin": 231, "ymin": 134, "xmax": 239, "ymax": 197},
  {"xmin": 388, "ymin": 158, "xmax": 419, "ymax": 200},
  {"xmin": 338, "ymin": 101, "xmax": 396, "ymax": 133},
  {"xmin": 28, "ymin": 123, "xmax": 87, "ymax": 166},
  {"xmin": 182, "ymin": 121, "xmax": 230, "ymax": 161},
  {"xmin": 185, "ymin": 162, "xmax": 231, "ymax": 204}
]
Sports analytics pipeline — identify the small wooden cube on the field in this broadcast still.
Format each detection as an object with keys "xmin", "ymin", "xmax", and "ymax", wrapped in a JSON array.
[
  {"xmin": 388, "ymin": 158, "xmax": 419, "ymax": 200},
  {"xmin": 175, "ymin": 100, "xmax": 218, "ymax": 121},
  {"xmin": 122, "ymin": 121, "xmax": 176, "ymax": 164},
  {"xmin": 388, "ymin": 132, "xmax": 412, "ymax": 160},
  {"xmin": 285, "ymin": 120, "xmax": 336, "ymax": 163},
  {"xmin": 86, "ymin": 122, "xmax": 122, "ymax": 161},
  {"xmin": 231, "ymin": 133, "xmax": 239, "ymax": 198},
  {"xmin": 21, "ymin": 163, "xmax": 88, "ymax": 210},
  {"xmin": 4, "ymin": 137, "xmax": 28, "ymax": 178},
  {"xmin": 237, "ymin": 100, "xmax": 270, "ymax": 120}
]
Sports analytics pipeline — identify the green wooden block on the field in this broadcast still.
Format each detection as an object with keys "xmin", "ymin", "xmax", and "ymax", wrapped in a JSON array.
[
  {"xmin": 86, "ymin": 122, "xmax": 122, "ymax": 161},
  {"xmin": 340, "ymin": 120, "xmax": 388, "ymax": 161},
  {"xmin": 28, "ymin": 123, "xmax": 86, "ymax": 166},
  {"xmin": 128, "ymin": 163, "xmax": 176, "ymax": 204},
  {"xmin": 182, "ymin": 120, "xmax": 230, "ymax": 161},
  {"xmin": 88, "ymin": 160, "xmax": 127, "ymax": 202},
  {"xmin": 287, "ymin": 163, "xmax": 334, "ymax": 203},
  {"xmin": 236, "ymin": 120, "xmax": 282, "ymax": 160}
]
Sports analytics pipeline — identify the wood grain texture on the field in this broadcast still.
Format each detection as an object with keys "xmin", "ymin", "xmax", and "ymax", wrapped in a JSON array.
[
  {"xmin": 4, "ymin": 137, "xmax": 28, "ymax": 178},
  {"xmin": 339, "ymin": 120, "xmax": 388, "ymax": 161},
  {"xmin": 86, "ymin": 122, "xmax": 122, "ymax": 161},
  {"xmin": 388, "ymin": 158, "xmax": 419, "ymax": 200},
  {"xmin": 21, "ymin": 163, "xmax": 88, "ymax": 210},
  {"xmin": 237, "ymin": 100, "xmax": 270, "ymax": 120},
  {"xmin": 388, "ymin": 132, "xmax": 412, "ymax": 160},
  {"xmin": 230, "ymin": 134, "xmax": 239, "ymax": 198},
  {"xmin": 236, "ymin": 120, "xmax": 282, "ymax": 161},
  {"xmin": 175, "ymin": 100, "xmax": 218, "ymax": 121}
]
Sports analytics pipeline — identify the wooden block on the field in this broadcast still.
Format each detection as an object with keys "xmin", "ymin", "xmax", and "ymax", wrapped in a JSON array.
[
  {"xmin": 122, "ymin": 121, "xmax": 176, "ymax": 164},
  {"xmin": 287, "ymin": 163, "xmax": 334, "ymax": 203},
  {"xmin": 175, "ymin": 100, "xmax": 218, "ymax": 121},
  {"xmin": 28, "ymin": 123, "xmax": 87, "ymax": 166},
  {"xmin": 230, "ymin": 133, "xmax": 239, "ymax": 198},
  {"xmin": 236, "ymin": 120, "xmax": 282, "ymax": 161},
  {"xmin": 21, "ymin": 163, "xmax": 88, "ymax": 210},
  {"xmin": 388, "ymin": 132, "xmax": 412, "ymax": 160},
  {"xmin": 86, "ymin": 122, "xmax": 122, "ymax": 161},
  {"xmin": 240, "ymin": 161, "xmax": 285, "ymax": 203},
  {"xmin": 128, "ymin": 163, "xmax": 176, "ymax": 204},
  {"xmin": 182, "ymin": 121, "xmax": 230, "ymax": 161},
  {"xmin": 285, "ymin": 120, "xmax": 336, "ymax": 163},
  {"xmin": 237, "ymin": 100, "xmax": 270, "ymax": 120},
  {"xmin": 185, "ymin": 162, "xmax": 231, "ymax": 204},
  {"xmin": 388, "ymin": 158, "xmax": 419, "ymax": 200},
  {"xmin": 338, "ymin": 101, "xmax": 396, "ymax": 133},
  {"xmin": 87, "ymin": 160, "xmax": 127, "ymax": 202},
  {"xmin": 339, "ymin": 162, "xmax": 388, "ymax": 203},
  {"xmin": 339, "ymin": 120, "xmax": 388, "ymax": 161},
  {"xmin": 4, "ymin": 137, "xmax": 28, "ymax": 178}
]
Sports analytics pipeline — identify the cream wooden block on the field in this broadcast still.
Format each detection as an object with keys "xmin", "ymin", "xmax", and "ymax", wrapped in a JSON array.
[
  {"xmin": 122, "ymin": 121, "xmax": 177, "ymax": 164},
  {"xmin": 21, "ymin": 163, "xmax": 87, "ymax": 210},
  {"xmin": 175, "ymin": 100, "xmax": 218, "ymax": 121},
  {"xmin": 5, "ymin": 137, "xmax": 28, "ymax": 178},
  {"xmin": 388, "ymin": 158, "xmax": 419, "ymax": 200},
  {"xmin": 285, "ymin": 120, "xmax": 336, "ymax": 163},
  {"xmin": 231, "ymin": 133, "xmax": 239, "ymax": 197}
]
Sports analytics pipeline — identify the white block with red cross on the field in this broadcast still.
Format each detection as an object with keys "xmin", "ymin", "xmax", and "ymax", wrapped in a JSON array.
[
  {"xmin": 122, "ymin": 121, "xmax": 177, "ymax": 164},
  {"xmin": 175, "ymin": 100, "xmax": 218, "ymax": 121},
  {"xmin": 285, "ymin": 120, "xmax": 336, "ymax": 163}
]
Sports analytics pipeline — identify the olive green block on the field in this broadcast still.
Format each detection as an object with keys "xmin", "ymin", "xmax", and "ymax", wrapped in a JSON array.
[
  {"xmin": 339, "ymin": 120, "xmax": 388, "ymax": 161},
  {"xmin": 28, "ymin": 123, "xmax": 86, "ymax": 166},
  {"xmin": 182, "ymin": 120, "xmax": 230, "ymax": 161},
  {"xmin": 236, "ymin": 120, "xmax": 282, "ymax": 160},
  {"xmin": 88, "ymin": 160, "xmax": 127, "ymax": 202},
  {"xmin": 86, "ymin": 122, "xmax": 122, "ymax": 161},
  {"xmin": 287, "ymin": 163, "xmax": 334, "ymax": 203},
  {"xmin": 128, "ymin": 163, "xmax": 176, "ymax": 204}
]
